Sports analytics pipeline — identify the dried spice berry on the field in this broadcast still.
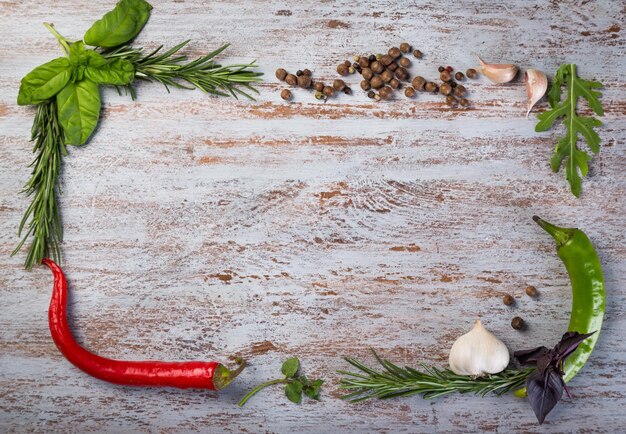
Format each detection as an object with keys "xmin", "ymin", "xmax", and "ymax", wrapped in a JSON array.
[
  {"xmin": 362, "ymin": 68, "xmax": 374, "ymax": 80},
  {"xmin": 440, "ymin": 70, "xmax": 452, "ymax": 82},
  {"xmin": 275, "ymin": 68, "xmax": 288, "ymax": 81},
  {"xmin": 455, "ymin": 71, "xmax": 464, "ymax": 81},
  {"xmin": 379, "ymin": 86, "xmax": 393, "ymax": 100},
  {"xmin": 285, "ymin": 74, "xmax": 297, "ymax": 86},
  {"xmin": 395, "ymin": 67, "xmax": 409, "ymax": 81},
  {"xmin": 380, "ymin": 54, "xmax": 393, "ymax": 66},
  {"xmin": 323, "ymin": 86, "xmax": 335, "ymax": 97},
  {"xmin": 511, "ymin": 316, "xmax": 526, "ymax": 330},
  {"xmin": 388, "ymin": 47, "xmax": 401, "ymax": 59},
  {"xmin": 459, "ymin": 97, "xmax": 470, "ymax": 107},
  {"xmin": 503, "ymin": 294, "xmax": 514, "ymax": 306},
  {"xmin": 525, "ymin": 285, "xmax": 538, "ymax": 297},
  {"xmin": 314, "ymin": 82, "xmax": 324, "ymax": 92},
  {"xmin": 445, "ymin": 95, "xmax": 457, "ymax": 106},
  {"xmin": 381, "ymin": 70, "xmax": 394, "ymax": 83},
  {"xmin": 359, "ymin": 56, "xmax": 370, "ymax": 68},
  {"xmin": 361, "ymin": 80, "xmax": 371, "ymax": 91},
  {"xmin": 343, "ymin": 60, "xmax": 351, "ymax": 67},
  {"xmin": 438, "ymin": 66, "xmax": 445, "ymax": 73},
  {"xmin": 370, "ymin": 75, "xmax": 384, "ymax": 89},
  {"xmin": 387, "ymin": 62, "xmax": 398, "ymax": 72},
  {"xmin": 413, "ymin": 49, "xmax": 422, "ymax": 59},
  {"xmin": 398, "ymin": 57, "xmax": 411, "ymax": 68},
  {"xmin": 466, "ymin": 68, "xmax": 478, "ymax": 79},
  {"xmin": 303, "ymin": 69, "xmax": 312, "ymax": 76},
  {"xmin": 367, "ymin": 90, "xmax": 376, "ymax": 99},
  {"xmin": 296, "ymin": 70, "xmax": 303, "ymax": 77},
  {"xmin": 297, "ymin": 75, "xmax": 312, "ymax": 89},
  {"xmin": 439, "ymin": 83, "xmax": 452, "ymax": 96},
  {"xmin": 343, "ymin": 86, "xmax": 352, "ymax": 95},
  {"xmin": 445, "ymin": 66, "xmax": 453, "ymax": 72},
  {"xmin": 424, "ymin": 82, "xmax": 437, "ymax": 92},
  {"xmin": 314, "ymin": 91, "xmax": 324, "ymax": 100},
  {"xmin": 450, "ymin": 81, "xmax": 458, "ymax": 88},
  {"xmin": 280, "ymin": 89, "xmax": 292, "ymax": 101},
  {"xmin": 411, "ymin": 76, "xmax": 426, "ymax": 90},
  {"xmin": 333, "ymin": 79, "xmax": 346, "ymax": 91},
  {"xmin": 399, "ymin": 42, "xmax": 411, "ymax": 53},
  {"xmin": 389, "ymin": 78, "xmax": 400, "ymax": 89},
  {"xmin": 352, "ymin": 63, "xmax": 362, "ymax": 74},
  {"xmin": 405, "ymin": 86, "xmax": 416, "ymax": 98},
  {"xmin": 337, "ymin": 63, "xmax": 350, "ymax": 76},
  {"xmin": 370, "ymin": 61, "xmax": 384, "ymax": 74},
  {"xmin": 453, "ymin": 85, "xmax": 466, "ymax": 97},
  {"xmin": 368, "ymin": 54, "xmax": 376, "ymax": 62}
]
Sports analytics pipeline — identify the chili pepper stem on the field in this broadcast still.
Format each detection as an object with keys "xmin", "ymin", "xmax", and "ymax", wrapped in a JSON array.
[
  {"xmin": 214, "ymin": 359, "xmax": 247, "ymax": 390},
  {"xmin": 238, "ymin": 378, "xmax": 291, "ymax": 407},
  {"xmin": 532, "ymin": 215, "xmax": 575, "ymax": 248}
]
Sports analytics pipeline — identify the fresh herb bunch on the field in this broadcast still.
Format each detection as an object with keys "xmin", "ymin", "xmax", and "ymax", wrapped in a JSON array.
[
  {"xmin": 13, "ymin": 0, "xmax": 262, "ymax": 269},
  {"xmin": 339, "ymin": 350, "xmax": 533, "ymax": 402},
  {"xmin": 238, "ymin": 357, "xmax": 324, "ymax": 407},
  {"xmin": 536, "ymin": 64, "xmax": 604, "ymax": 197}
]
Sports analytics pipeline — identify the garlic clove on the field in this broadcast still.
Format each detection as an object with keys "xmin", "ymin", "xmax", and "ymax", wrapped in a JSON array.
[
  {"xmin": 478, "ymin": 57, "xmax": 519, "ymax": 84},
  {"xmin": 448, "ymin": 320, "xmax": 510, "ymax": 377},
  {"xmin": 525, "ymin": 69, "xmax": 548, "ymax": 117}
]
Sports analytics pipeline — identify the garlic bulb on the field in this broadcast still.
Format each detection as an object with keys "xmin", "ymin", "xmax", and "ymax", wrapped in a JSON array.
[
  {"xmin": 478, "ymin": 57, "xmax": 518, "ymax": 84},
  {"xmin": 448, "ymin": 320, "xmax": 510, "ymax": 376},
  {"xmin": 525, "ymin": 69, "xmax": 548, "ymax": 117}
]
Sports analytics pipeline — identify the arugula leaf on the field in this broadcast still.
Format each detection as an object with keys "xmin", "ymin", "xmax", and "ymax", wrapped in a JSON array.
[
  {"xmin": 56, "ymin": 79, "xmax": 101, "ymax": 145},
  {"xmin": 535, "ymin": 64, "xmax": 604, "ymax": 197},
  {"xmin": 84, "ymin": 0, "xmax": 152, "ymax": 48},
  {"xmin": 281, "ymin": 357, "xmax": 300, "ymax": 378},
  {"xmin": 284, "ymin": 380, "xmax": 303, "ymax": 404},
  {"xmin": 17, "ymin": 57, "xmax": 72, "ymax": 105}
]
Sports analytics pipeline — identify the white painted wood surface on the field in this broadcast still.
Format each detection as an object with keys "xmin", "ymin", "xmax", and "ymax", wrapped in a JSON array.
[{"xmin": 1, "ymin": 1, "xmax": 625, "ymax": 432}]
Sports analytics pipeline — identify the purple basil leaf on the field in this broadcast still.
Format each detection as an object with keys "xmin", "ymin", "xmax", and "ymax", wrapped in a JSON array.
[
  {"xmin": 514, "ymin": 346, "xmax": 550, "ymax": 366},
  {"xmin": 526, "ymin": 367, "xmax": 565, "ymax": 424},
  {"xmin": 556, "ymin": 331, "xmax": 596, "ymax": 361},
  {"xmin": 536, "ymin": 349, "xmax": 557, "ymax": 373}
]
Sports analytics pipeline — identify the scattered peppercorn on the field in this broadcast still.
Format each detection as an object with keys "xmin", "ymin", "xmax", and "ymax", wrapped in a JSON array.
[
  {"xmin": 275, "ymin": 68, "xmax": 287, "ymax": 81},
  {"xmin": 367, "ymin": 90, "xmax": 376, "ymax": 99},
  {"xmin": 459, "ymin": 97, "xmax": 470, "ymax": 107},
  {"xmin": 314, "ymin": 82, "xmax": 324, "ymax": 92},
  {"xmin": 375, "ymin": 53, "xmax": 382, "ymax": 60},
  {"xmin": 525, "ymin": 285, "xmax": 538, "ymax": 298},
  {"xmin": 388, "ymin": 47, "xmax": 401, "ymax": 59},
  {"xmin": 359, "ymin": 80, "xmax": 370, "ymax": 91},
  {"xmin": 380, "ymin": 54, "xmax": 393, "ymax": 66},
  {"xmin": 450, "ymin": 81, "xmax": 457, "ymax": 88},
  {"xmin": 405, "ymin": 86, "xmax": 416, "ymax": 98},
  {"xmin": 445, "ymin": 66, "xmax": 453, "ymax": 72},
  {"xmin": 297, "ymin": 75, "xmax": 312, "ymax": 89},
  {"xmin": 352, "ymin": 63, "xmax": 362, "ymax": 73},
  {"xmin": 395, "ymin": 67, "xmax": 409, "ymax": 81},
  {"xmin": 502, "ymin": 294, "xmax": 514, "ymax": 306},
  {"xmin": 440, "ymin": 70, "xmax": 452, "ymax": 82},
  {"xmin": 412, "ymin": 76, "xmax": 426, "ymax": 90},
  {"xmin": 280, "ymin": 89, "xmax": 292, "ymax": 101},
  {"xmin": 398, "ymin": 57, "xmax": 411, "ymax": 68},
  {"xmin": 439, "ymin": 83, "xmax": 452, "ymax": 96},
  {"xmin": 370, "ymin": 75, "xmax": 384, "ymax": 89},
  {"xmin": 399, "ymin": 42, "xmax": 411, "ymax": 53},
  {"xmin": 455, "ymin": 71, "xmax": 464, "ymax": 81},
  {"xmin": 438, "ymin": 66, "xmax": 445, "ymax": 73},
  {"xmin": 368, "ymin": 54, "xmax": 376, "ymax": 62},
  {"xmin": 381, "ymin": 70, "xmax": 394, "ymax": 83},
  {"xmin": 466, "ymin": 68, "xmax": 478, "ymax": 79},
  {"xmin": 387, "ymin": 62, "xmax": 398, "ymax": 72},
  {"xmin": 359, "ymin": 56, "xmax": 370, "ymax": 68},
  {"xmin": 413, "ymin": 49, "xmax": 422, "ymax": 59},
  {"xmin": 296, "ymin": 70, "xmax": 303, "ymax": 77},
  {"xmin": 453, "ymin": 85, "xmax": 466, "ymax": 97},
  {"xmin": 348, "ymin": 66, "xmax": 355, "ymax": 74},
  {"xmin": 370, "ymin": 61, "xmax": 384, "ymax": 74},
  {"xmin": 333, "ymin": 79, "xmax": 346, "ymax": 91},
  {"xmin": 353, "ymin": 55, "xmax": 360, "ymax": 62},
  {"xmin": 362, "ymin": 68, "xmax": 374, "ymax": 80},
  {"xmin": 343, "ymin": 60, "xmax": 351, "ymax": 67},
  {"xmin": 337, "ymin": 64, "xmax": 349, "ymax": 76},
  {"xmin": 511, "ymin": 316, "xmax": 526, "ymax": 330},
  {"xmin": 285, "ymin": 74, "xmax": 297, "ymax": 86},
  {"xmin": 314, "ymin": 91, "xmax": 324, "ymax": 100},
  {"xmin": 303, "ymin": 69, "xmax": 312, "ymax": 76},
  {"xmin": 424, "ymin": 81, "xmax": 437, "ymax": 92},
  {"xmin": 343, "ymin": 86, "xmax": 352, "ymax": 95},
  {"xmin": 445, "ymin": 95, "xmax": 457, "ymax": 106},
  {"xmin": 379, "ymin": 86, "xmax": 393, "ymax": 100},
  {"xmin": 389, "ymin": 78, "xmax": 400, "ymax": 89},
  {"xmin": 323, "ymin": 86, "xmax": 335, "ymax": 97}
]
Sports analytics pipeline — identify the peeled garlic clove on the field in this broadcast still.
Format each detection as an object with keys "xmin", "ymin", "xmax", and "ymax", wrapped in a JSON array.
[
  {"xmin": 448, "ymin": 320, "xmax": 510, "ymax": 376},
  {"xmin": 525, "ymin": 69, "xmax": 548, "ymax": 117},
  {"xmin": 478, "ymin": 57, "xmax": 518, "ymax": 84}
]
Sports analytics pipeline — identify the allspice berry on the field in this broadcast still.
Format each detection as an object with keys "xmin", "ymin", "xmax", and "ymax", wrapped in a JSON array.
[
  {"xmin": 381, "ymin": 69, "xmax": 394, "ymax": 83},
  {"xmin": 389, "ymin": 78, "xmax": 400, "ymax": 89},
  {"xmin": 445, "ymin": 95, "xmax": 457, "ymax": 106},
  {"xmin": 370, "ymin": 75, "xmax": 384, "ymax": 89},
  {"xmin": 525, "ymin": 285, "xmax": 538, "ymax": 298},
  {"xmin": 455, "ymin": 71, "xmax": 465, "ymax": 81},
  {"xmin": 405, "ymin": 86, "xmax": 416, "ymax": 98},
  {"xmin": 511, "ymin": 317, "xmax": 526, "ymax": 330},
  {"xmin": 285, "ymin": 74, "xmax": 297, "ymax": 86},
  {"xmin": 386, "ymin": 62, "xmax": 398, "ymax": 72},
  {"xmin": 359, "ymin": 56, "xmax": 370, "ymax": 68},
  {"xmin": 323, "ymin": 86, "xmax": 335, "ymax": 97},
  {"xmin": 343, "ymin": 60, "xmax": 351, "ymax": 67},
  {"xmin": 379, "ymin": 86, "xmax": 393, "ymax": 100},
  {"xmin": 424, "ymin": 81, "xmax": 437, "ymax": 92},
  {"xmin": 412, "ymin": 49, "xmax": 422, "ymax": 59},
  {"xmin": 362, "ymin": 68, "xmax": 374, "ymax": 80},
  {"xmin": 333, "ymin": 79, "xmax": 346, "ymax": 91},
  {"xmin": 303, "ymin": 69, "xmax": 312, "ymax": 76},
  {"xmin": 439, "ymin": 83, "xmax": 453, "ymax": 96},
  {"xmin": 502, "ymin": 294, "xmax": 514, "ymax": 306},
  {"xmin": 398, "ymin": 57, "xmax": 411, "ymax": 68},
  {"xmin": 466, "ymin": 68, "xmax": 478, "ymax": 79},
  {"xmin": 453, "ymin": 85, "xmax": 467, "ymax": 97},
  {"xmin": 412, "ymin": 76, "xmax": 426, "ymax": 90},
  {"xmin": 297, "ymin": 75, "xmax": 312, "ymax": 89},
  {"xmin": 459, "ymin": 98, "xmax": 470, "ymax": 107},
  {"xmin": 399, "ymin": 42, "xmax": 411, "ymax": 53},
  {"xmin": 337, "ymin": 63, "xmax": 350, "ymax": 76},
  {"xmin": 314, "ymin": 82, "xmax": 325, "ymax": 92},
  {"xmin": 440, "ymin": 70, "xmax": 452, "ymax": 82},
  {"xmin": 275, "ymin": 68, "xmax": 288, "ymax": 81},
  {"xmin": 395, "ymin": 67, "xmax": 409, "ymax": 80},
  {"xmin": 380, "ymin": 54, "xmax": 393, "ymax": 66},
  {"xmin": 388, "ymin": 47, "xmax": 401, "ymax": 59},
  {"xmin": 370, "ymin": 61, "xmax": 384, "ymax": 74},
  {"xmin": 367, "ymin": 90, "xmax": 376, "ymax": 99},
  {"xmin": 280, "ymin": 89, "xmax": 292, "ymax": 101},
  {"xmin": 360, "ymin": 80, "xmax": 371, "ymax": 91}
]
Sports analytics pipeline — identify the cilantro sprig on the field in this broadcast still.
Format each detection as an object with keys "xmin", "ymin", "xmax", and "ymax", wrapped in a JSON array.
[{"xmin": 238, "ymin": 357, "xmax": 323, "ymax": 407}]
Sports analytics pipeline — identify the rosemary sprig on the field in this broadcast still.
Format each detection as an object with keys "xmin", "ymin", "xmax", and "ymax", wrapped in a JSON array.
[
  {"xmin": 12, "ymin": 100, "xmax": 67, "ymax": 270},
  {"xmin": 104, "ymin": 41, "xmax": 263, "ymax": 100},
  {"xmin": 339, "ymin": 350, "xmax": 533, "ymax": 402}
]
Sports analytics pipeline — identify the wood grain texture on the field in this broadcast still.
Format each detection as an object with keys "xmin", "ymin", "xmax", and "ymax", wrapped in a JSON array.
[{"xmin": 1, "ymin": 0, "xmax": 625, "ymax": 432}]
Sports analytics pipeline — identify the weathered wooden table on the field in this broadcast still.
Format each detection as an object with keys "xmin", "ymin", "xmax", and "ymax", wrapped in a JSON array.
[{"xmin": 1, "ymin": 1, "xmax": 624, "ymax": 432}]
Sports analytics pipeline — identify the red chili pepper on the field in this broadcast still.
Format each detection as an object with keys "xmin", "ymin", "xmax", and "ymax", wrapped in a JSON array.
[{"xmin": 43, "ymin": 258, "xmax": 244, "ymax": 389}]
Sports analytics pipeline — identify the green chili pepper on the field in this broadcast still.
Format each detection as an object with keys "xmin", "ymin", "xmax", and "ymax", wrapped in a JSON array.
[{"xmin": 515, "ymin": 216, "xmax": 605, "ymax": 397}]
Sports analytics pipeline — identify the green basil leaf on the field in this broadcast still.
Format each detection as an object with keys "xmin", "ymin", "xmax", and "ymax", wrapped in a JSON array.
[
  {"xmin": 17, "ymin": 57, "xmax": 72, "ymax": 105},
  {"xmin": 281, "ymin": 357, "xmax": 300, "ymax": 378},
  {"xmin": 284, "ymin": 381, "xmax": 303, "ymax": 404},
  {"xmin": 303, "ymin": 378, "xmax": 323, "ymax": 400},
  {"xmin": 56, "ymin": 80, "xmax": 101, "ymax": 145},
  {"xmin": 85, "ymin": 51, "xmax": 135, "ymax": 85},
  {"xmin": 84, "ymin": 0, "xmax": 152, "ymax": 48}
]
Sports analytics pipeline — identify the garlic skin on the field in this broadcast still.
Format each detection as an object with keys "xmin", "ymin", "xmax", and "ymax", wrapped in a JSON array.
[
  {"xmin": 525, "ymin": 69, "xmax": 548, "ymax": 117},
  {"xmin": 478, "ymin": 57, "xmax": 518, "ymax": 84},
  {"xmin": 448, "ymin": 320, "xmax": 510, "ymax": 376}
]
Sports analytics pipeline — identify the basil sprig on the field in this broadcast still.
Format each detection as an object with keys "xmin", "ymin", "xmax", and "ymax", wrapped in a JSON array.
[{"xmin": 84, "ymin": 0, "xmax": 152, "ymax": 48}]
